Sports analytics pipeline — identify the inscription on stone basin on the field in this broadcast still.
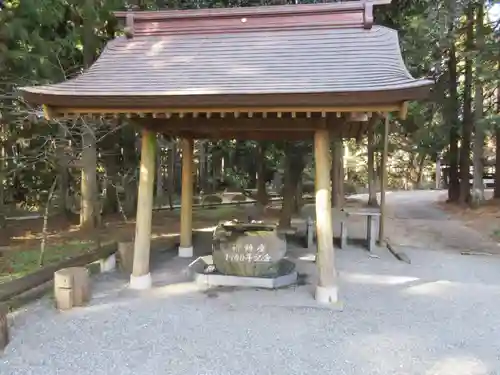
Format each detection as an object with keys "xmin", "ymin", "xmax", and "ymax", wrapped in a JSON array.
[
  {"xmin": 224, "ymin": 242, "xmax": 271, "ymax": 263},
  {"xmin": 212, "ymin": 223, "xmax": 287, "ymax": 277}
]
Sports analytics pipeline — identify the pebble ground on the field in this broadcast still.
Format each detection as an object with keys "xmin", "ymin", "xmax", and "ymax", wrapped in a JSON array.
[{"xmin": 2, "ymin": 245, "xmax": 500, "ymax": 375}]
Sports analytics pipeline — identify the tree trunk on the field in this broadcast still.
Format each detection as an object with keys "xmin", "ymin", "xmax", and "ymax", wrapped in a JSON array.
[
  {"xmin": 80, "ymin": 0, "xmax": 98, "ymax": 229},
  {"xmin": 256, "ymin": 142, "xmax": 268, "ymax": 207},
  {"xmin": 0, "ymin": 123, "xmax": 6, "ymax": 229},
  {"xmin": 447, "ymin": 0, "xmax": 460, "ymax": 203},
  {"xmin": 80, "ymin": 126, "xmax": 98, "ymax": 229},
  {"xmin": 496, "ymin": 129, "xmax": 500, "ymax": 199},
  {"xmin": 408, "ymin": 153, "xmax": 417, "ymax": 188},
  {"xmin": 338, "ymin": 147, "xmax": 344, "ymax": 204},
  {"xmin": 121, "ymin": 127, "xmax": 138, "ymax": 215},
  {"xmin": 156, "ymin": 138, "xmax": 164, "ymax": 205},
  {"xmin": 294, "ymin": 179, "xmax": 303, "ymax": 213},
  {"xmin": 448, "ymin": 54, "xmax": 460, "ymax": 202},
  {"xmin": 211, "ymin": 147, "xmax": 221, "ymax": 191},
  {"xmin": 279, "ymin": 143, "xmax": 305, "ymax": 228},
  {"xmin": 436, "ymin": 154, "xmax": 442, "ymax": 189},
  {"xmin": 458, "ymin": 3, "xmax": 474, "ymax": 205},
  {"xmin": 57, "ymin": 125, "xmax": 70, "ymax": 218},
  {"xmin": 198, "ymin": 140, "xmax": 207, "ymax": 193},
  {"xmin": 102, "ymin": 131, "xmax": 119, "ymax": 215},
  {"xmin": 416, "ymin": 153, "xmax": 426, "ymax": 189},
  {"xmin": 39, "ymin": 177, "xmax": 58, "ymax": 266},
  {"xmin": 166, "ymin": 140, "xmax": 175, "ymax": 209},
  {"xmin": 331, "ymin": 138, "xmax": 343, "ymax": 207},
  {"xmin": 495, "ymin": 61, "xmax": 500, "ymax": 199},
  {"xmin": 472, "ymin": 2, "xmax": 485, "ymax": 202}
]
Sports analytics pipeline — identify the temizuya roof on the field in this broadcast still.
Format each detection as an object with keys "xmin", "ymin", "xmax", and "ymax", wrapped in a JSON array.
[{"xmin": 19, "ymin": 1, "xmax": 433, "ymax": 116}]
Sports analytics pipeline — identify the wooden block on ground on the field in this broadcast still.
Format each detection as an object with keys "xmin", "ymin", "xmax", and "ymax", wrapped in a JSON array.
[
  {"xmin": 54, "ymin": 267, "xmax": 90, "ymax": 310},
  {"xmin": 72, "ymin": 268, "xmax": 90, "ymax": 306},
  {"xmin": 55, "ymin": 288, "xmax": 74, "ymax": 310},
  {"xmin": 0, "ymin": 303, "xmax": 9, "ymax": 350},
  {"xmin": 117, "ymin": 242, "xmax": 134, "ymax": 274}
]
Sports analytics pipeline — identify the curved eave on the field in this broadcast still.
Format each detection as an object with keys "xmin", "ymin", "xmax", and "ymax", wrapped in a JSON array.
[{"xmin": 20, "ymin": 82, "xmax": 432, "ymax": 110}]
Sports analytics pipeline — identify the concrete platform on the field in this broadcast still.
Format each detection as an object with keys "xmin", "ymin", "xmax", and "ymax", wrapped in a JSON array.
[{"xmin": 189, "ymin": 255, "xmax": 298, "ymax": 289}]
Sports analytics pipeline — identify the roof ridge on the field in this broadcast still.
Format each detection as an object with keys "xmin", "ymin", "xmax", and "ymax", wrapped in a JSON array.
[
  {"xmin": 114, "ymin": 2, "xmax": 391, "ymax": 19},
  {"xmin": 114, "ymin": 2, "xmax": 392, "ymax": 36}
]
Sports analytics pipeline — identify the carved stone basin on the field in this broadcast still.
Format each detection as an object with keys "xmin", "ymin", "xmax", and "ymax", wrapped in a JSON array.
[{"xmin": 212, "ymin": 221, "xmax": 293, "ymax": 278}]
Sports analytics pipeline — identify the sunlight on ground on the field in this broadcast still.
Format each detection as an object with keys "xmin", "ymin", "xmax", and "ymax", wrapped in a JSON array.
[
  {"xmin": 426, "ymin": 356, "xmax": 489, "ymax": 375},
  {"xmin": 298, "ymin": 253, "xmax": 316, "ymax": 261},
  {"xmin": 404, "ymin": 280, "xmax": 455, "ymax": 297},
  {"xmin": 344, "ymin": 272, "xmax": 419, "ymax": 285},
  {"xmin": 151, "ymin": 281, "xmax": 201, "ymax": 297}
]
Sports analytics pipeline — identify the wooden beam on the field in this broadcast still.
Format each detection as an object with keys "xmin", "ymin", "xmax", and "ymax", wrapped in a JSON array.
[
  {"xmin": 49, "ymin": 104, "xmax": 402, "ymax": 117},
  {"xmin": 367, "ymin": 114, "xmax": 379, "ymax": 207},
  {"xmin": 130, "ymin": 128, "xmax": 156, "ymax": 290},
  {"xmin": 135, "ymin": 117, "xmax": 341, "ymax": 133},
  {"xmin": 378, "ymin": 113, "xmax": 390, "ymax": 246},
  {"xmin": 179, "ymin": 137, "xmax": 194, "ymax": 257},
  {"xmin": 314, "ymin": 128, "xmax": 338, "ymax": 305},
  {"xmin": 181, "ymin": 131, "xmax": 315, "ymax": 141}
]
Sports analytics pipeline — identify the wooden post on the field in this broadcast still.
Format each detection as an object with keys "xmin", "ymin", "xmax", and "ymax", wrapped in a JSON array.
[
  {"xmin": 378, "ymin": 114, "xmax": 389, "ymax": 246},
  {"xmin": 130, "ymin": 129, "xmax": 156, "ymax": 290},
  {"xmin": 367, "ymin": 117, "xmax": 378, "ymax": 206},
  {"xmin": 179, "ymin": 137, "xmax": 194, "ymax": 257},
  {"xmin": 314, "ymin": 128, "xmax": 338, "ymax": 304}
]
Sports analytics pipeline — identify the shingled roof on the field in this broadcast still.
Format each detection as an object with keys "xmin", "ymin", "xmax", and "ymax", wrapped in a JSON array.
[{"xmin": 20, "ymin": 1, "xmax": 433, "ymax": 112}]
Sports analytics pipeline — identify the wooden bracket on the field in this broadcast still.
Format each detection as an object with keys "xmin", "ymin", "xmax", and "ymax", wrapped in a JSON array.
[
  {"xmin": 399, "ymin": 101, "xmax": 408, "ymax": 120},
  {"xmin": 125, "ymin": 10, "xmax": 135, "ymax": 39},
  {"xmin": 363, "ymin": 3, "xmax": 374, "ymax": 29}
]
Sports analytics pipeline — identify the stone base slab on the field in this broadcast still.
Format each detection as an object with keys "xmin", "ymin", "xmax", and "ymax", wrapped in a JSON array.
[{"xmin": 189, "ymin": 256, "xmax": 298, "ymax": 289}]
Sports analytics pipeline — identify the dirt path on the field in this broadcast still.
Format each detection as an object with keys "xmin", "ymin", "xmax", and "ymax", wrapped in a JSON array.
[{"xmin": 383, "ymin": 190, "xmax": 500, "ymax": 254}]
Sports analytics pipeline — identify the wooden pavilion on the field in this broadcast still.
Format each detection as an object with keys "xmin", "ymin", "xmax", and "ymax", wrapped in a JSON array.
[{"xmin": 19, "ymin": 1, "xmax": 433, "ymax": 304}]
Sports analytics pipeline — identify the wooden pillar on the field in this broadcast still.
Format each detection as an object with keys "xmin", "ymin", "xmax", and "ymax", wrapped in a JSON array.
[
  {"xmin": 378, "ymin": 114, "xmax": 389, "ymax": 246},
  {"xmin": 179, "ymin": 137, "xmax": 194, "ymax": 257},
  {"xmin": 130, "ymin": 129, "xmax": 156, "ymax": 290},
  {"xmin": 367, "ymin": 117, "xmax": 378, "ymax": 206},
  {"xmin": 314, "ymin": 128, "xmax": 338, "ymax": 304}
]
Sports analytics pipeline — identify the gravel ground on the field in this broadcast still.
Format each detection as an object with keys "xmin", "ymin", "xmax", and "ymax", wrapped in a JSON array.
[
  {"xmin": 2, "ymin": 245, "xmax": 500, "ymax": 375},
  {"xmin": 2, "ymin": 191, "xmax": 500, "ymax": 375}
]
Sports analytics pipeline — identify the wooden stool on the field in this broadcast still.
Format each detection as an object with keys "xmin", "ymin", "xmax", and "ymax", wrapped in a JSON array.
[
  {"xmin": 54, "ymin": 267, "xmax": 90, "ymax": 310},
  {"xmin": 0, "ymin": 303, "xmax": 8, "ymax": 350}
]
